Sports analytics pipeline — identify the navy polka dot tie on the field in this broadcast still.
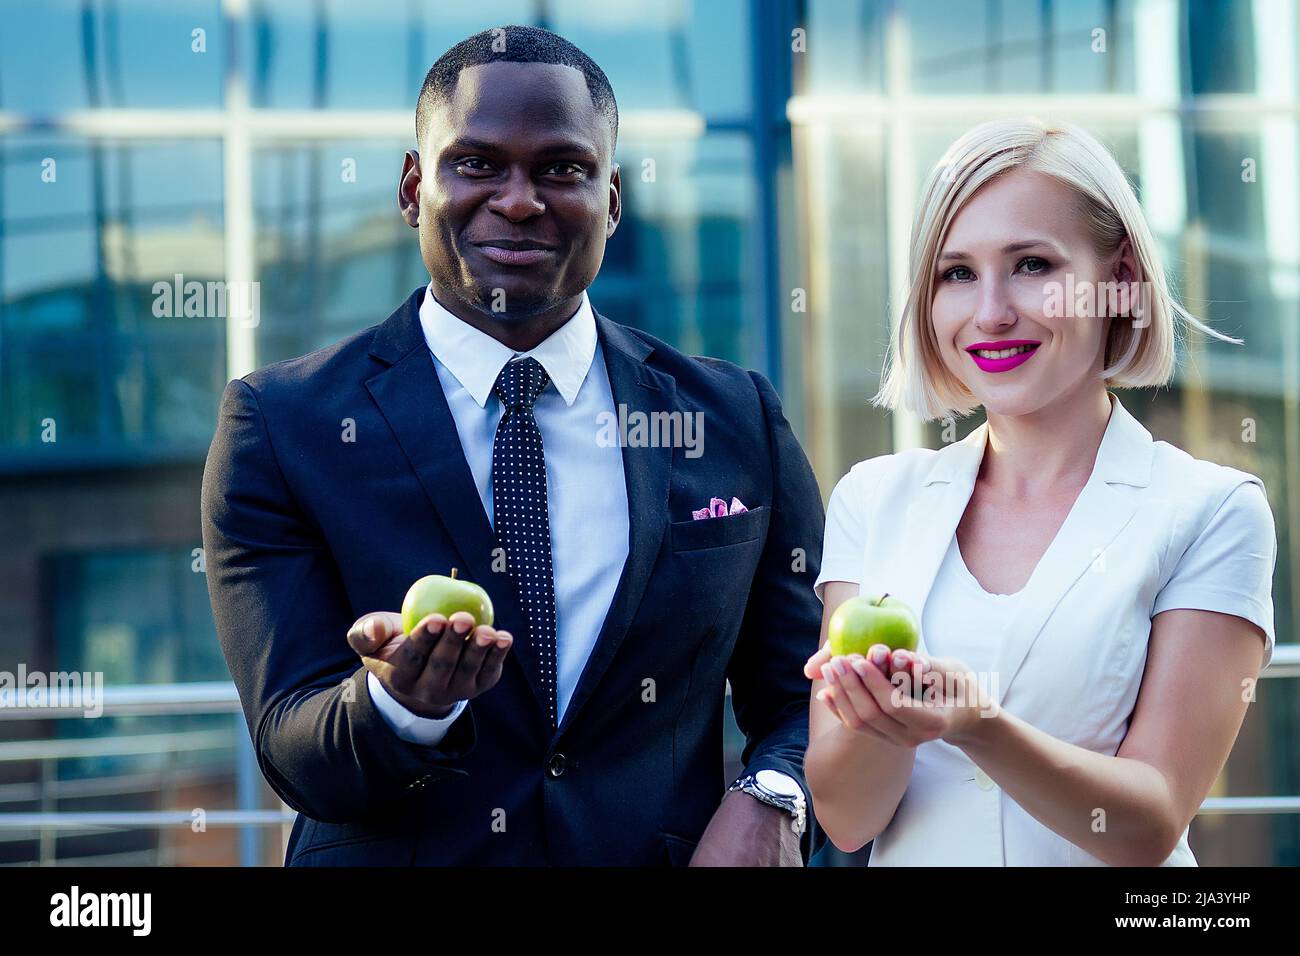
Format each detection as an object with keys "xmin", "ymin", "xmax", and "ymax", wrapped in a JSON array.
[{"xmin": 491, "ymin": 357, "xmax": 558, "ymax": 728}]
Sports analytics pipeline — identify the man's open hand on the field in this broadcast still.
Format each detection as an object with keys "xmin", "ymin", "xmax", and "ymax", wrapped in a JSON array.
[{"xmin": 347, "ymin": 611, "xmax": 512, "ymax": 718}]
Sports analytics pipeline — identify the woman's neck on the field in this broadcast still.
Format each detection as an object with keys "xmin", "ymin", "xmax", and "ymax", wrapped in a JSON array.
[{"xmin": 980, "ymin": 385, "xmax": 1113, "ymax": 498}]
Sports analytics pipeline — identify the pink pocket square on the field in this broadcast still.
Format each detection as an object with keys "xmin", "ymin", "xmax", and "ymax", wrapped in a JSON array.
[{"xmin": 692, "ymin": 496, "xmax": 749, "ymax": 520}]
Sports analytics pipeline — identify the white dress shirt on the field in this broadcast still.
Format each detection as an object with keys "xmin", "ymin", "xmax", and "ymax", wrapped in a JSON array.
[{"xmin": 368, "ymin": 284, "xmax": 630, "ymax": 743}]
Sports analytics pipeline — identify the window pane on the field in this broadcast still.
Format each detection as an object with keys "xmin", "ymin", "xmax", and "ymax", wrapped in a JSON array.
[
  {"xmin": 897, "ymin": 0, "xmax": 1139, "ymax": 95},
  {"xmin": 251, "ymin": 140, "xmax": 426, "ymax": 366},
  {"xmin": 594, "ymin": 132, "xmax": 759, "ymax": 366},
  {"xmin": 1187, "ymin": 0, "xmax": 1259, "ymax": 95},
  {"xmin": 0, "ymin": 0, "xmax": 224, "ymax": 113},
  {"xmin": 791, "ymin": 120, "xmax": 892, "ymax": 481},
  {"xmin": 802, "ymin": 0, "xmax": 886, "ymax": 95},
  {"xmin": 1, "ymin": 138, "xmax": 227, "ymax": 464},
  {"xmin": 551, "ymin": 0, "xmax": 750, "ymax": 117},
  {"xmin": 51, "ymin": 548, "xmax": 225, "ymax": 684},
  {"xmin": 243, "ymin": 0, "xmax": 747, "ymax": 118}
]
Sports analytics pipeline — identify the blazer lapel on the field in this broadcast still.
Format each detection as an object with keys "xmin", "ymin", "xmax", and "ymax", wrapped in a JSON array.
[
  {"xmin": 890, "ymin": 393, "xmax": 1155, "ymax": 707},
  {"xmin": 554, "ymin": 314, "xmax": 676, "ymax": 739},
  {"xmin": 886, "ymin": 428, "xmax": 985, "ymax": 639},
  {"xmin": 363, "ymin": 289, "xmax": 541, "ymax": 718},
  {"xmin": 987, "ymin": 393, "xmax": 1153, "ymax": 704}
]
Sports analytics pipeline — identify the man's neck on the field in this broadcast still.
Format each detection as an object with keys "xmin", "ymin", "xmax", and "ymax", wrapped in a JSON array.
[{"xmin": 430, "ymin": 285, "xmax": 585, "ymax": 353}]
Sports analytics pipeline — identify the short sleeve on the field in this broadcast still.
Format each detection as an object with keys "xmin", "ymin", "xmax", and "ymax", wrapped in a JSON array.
[
  {"xmin": 1152, "ymin": 479, "xmax": 1278, "ymax": 666},
  {"xmin": 813, "ymin": 465, "xmax": 871, "ymax": 603}
]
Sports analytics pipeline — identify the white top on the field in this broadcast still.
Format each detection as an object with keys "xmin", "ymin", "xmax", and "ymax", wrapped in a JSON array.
[
  {"xmin": 921, "ymin": 536, "xmax": 1023, "ymax": 679},
  {"xmin": 813, "ymin": 391, "xmax": 1278, "ymax": 865},
  {"xmin": 367, "ymin": 284, "xmax": 630, "ymax": 743}
]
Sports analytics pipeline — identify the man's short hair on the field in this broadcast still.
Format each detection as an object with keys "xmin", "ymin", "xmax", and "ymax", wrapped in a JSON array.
[{"xmin": 416, "ymin": 25, "xmax": 619, "ymax": 154}]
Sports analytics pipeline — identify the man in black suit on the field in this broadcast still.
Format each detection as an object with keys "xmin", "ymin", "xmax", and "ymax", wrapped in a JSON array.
[{"xmin": 201, "ymin": 25, "xmax": 825, "ymax": 866}]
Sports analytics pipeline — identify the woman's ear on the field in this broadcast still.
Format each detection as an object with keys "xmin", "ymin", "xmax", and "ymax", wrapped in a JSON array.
[
  {"xmin": 1109, "ymin": 236, "xmax": 1140, "ymax": 318},
  {"xmin": 1112, "ymin": 235, "xmax": 1139, "ymax": 286}
]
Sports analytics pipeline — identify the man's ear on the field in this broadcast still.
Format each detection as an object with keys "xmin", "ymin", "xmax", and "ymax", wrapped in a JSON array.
[
  {"xmin": 607, "ymin": 162, "xmax": 622, "ymax": 239},
  {"xmin": 398, "ymin": 149, "xmax": 421, "ymax": 228}
]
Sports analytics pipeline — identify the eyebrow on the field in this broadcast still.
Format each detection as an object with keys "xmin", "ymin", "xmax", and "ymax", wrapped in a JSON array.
[
  {"xmin": 442, "ymin": 137, "xmax": 598, "ymax": 160},
  {"xmin": 938, "ymin": 239, "xmax": 1064, "ymax": 262}
]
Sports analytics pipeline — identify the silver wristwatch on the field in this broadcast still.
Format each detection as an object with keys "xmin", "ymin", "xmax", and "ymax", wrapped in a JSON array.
[{"xmin": 728, "ymin": 769, "xmax": 806, "ymax": 837}]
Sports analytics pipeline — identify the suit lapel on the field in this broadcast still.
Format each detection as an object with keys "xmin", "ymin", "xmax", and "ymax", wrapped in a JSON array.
[
  {"xmin": 554, "ymin": 314, "xmax": 676, "ymax": 739},
  {"xmin": 363, "ymin": 289, "xmax": 542, "ymax": 719}
]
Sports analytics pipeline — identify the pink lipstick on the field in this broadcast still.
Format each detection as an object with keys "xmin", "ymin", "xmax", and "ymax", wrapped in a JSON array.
[{"xmin": 965, "ymin": 339, "xmax": 1041, "ymax": 373}]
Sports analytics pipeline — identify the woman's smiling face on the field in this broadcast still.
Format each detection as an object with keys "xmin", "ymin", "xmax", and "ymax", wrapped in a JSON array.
[{"xmin": 930, "ymin": 168, "xmax": 1127, "ymax": 419}]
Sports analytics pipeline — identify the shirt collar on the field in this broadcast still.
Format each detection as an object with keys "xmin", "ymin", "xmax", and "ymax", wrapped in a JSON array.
[
  {"xmin": 417, "ymin": 282, "xmax": 597, "ymax": 408},
  {"xmin": 924, "ymin": 391, "xmax": 1154, "ymax": 488}
]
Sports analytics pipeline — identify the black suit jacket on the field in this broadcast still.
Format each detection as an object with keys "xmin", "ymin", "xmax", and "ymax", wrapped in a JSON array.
[{"xmin": 201, "ymin": 287, "xmax": 827, "ymax": 865}]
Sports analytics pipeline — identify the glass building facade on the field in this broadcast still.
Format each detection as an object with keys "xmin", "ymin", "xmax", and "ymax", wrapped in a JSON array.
[{"xmin": 0, "ymin": 0, "xmax": 1296, "ymax": 865}]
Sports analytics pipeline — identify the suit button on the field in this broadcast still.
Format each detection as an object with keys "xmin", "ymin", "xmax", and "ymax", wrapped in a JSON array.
[
  {"xmin": 974, "ymin": 769, "xmax": 995, "ymax": 791},
  {"xmin": 546, "ymin": 753, "xmax": 567, "ymax": 778},
  {"xmin": 408, "ymin": 774, "xmax": 430, "ymax": 791}
]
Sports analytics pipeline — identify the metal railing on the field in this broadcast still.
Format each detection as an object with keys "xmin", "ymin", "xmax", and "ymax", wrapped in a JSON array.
[
  {"xmin": 0, "ymin": 645, "xmax": 1297, "ymax": 865},
  {"xmin": 0, "ymin": 682, "xmax": 284, "ymax": 866}
]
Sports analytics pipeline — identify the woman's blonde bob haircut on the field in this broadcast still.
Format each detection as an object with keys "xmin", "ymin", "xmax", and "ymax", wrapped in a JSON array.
[{"xmin": 873, "ymin": 117, "xmax": 1241, "ymax": 422}]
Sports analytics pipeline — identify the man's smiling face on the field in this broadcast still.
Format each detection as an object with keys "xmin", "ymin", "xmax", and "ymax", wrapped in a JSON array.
[{"xmin": 408, "ymin": 60, "xmax": 621, "ymax": 326}]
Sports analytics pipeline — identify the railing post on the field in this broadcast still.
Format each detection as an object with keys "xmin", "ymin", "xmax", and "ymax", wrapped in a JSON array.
[
  {"xmin": 280, "ymin": 798, "xmax": 294, "ymax": 865},
  {"xmin": 160, "ymin": 749, "xmax": 176, "ymax": 866},
  {"xmin": 39, "ymin": 757, "xmax": 54, "ymax": 866},
  {"xmin": 236, "ymin": 723, "xmax": 258, "ymax": 867}
]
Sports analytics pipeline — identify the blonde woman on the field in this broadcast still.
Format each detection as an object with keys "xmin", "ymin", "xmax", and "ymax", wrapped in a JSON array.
[{"xmin": 804, "ymin": 118, "xmax": 1278, "ymax": 866}]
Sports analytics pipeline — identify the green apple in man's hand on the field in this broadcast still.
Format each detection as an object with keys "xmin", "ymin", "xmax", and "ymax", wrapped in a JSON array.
[
  {"xmin": 346, "ymin": 569, "xmax": 508, "ymax": 720},
  {"xmin": 828, "ymin": 593, "xmax": 920, "ymax": 657},
  {"xmin": 401, "ymin": 568, "xmax": 494, "ymax": 637}
]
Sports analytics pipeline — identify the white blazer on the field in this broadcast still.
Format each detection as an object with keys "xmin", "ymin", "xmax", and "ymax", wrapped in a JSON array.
[{"xmin": 816, "ymin": 391, "xmax": 1278, "ymax": 866}]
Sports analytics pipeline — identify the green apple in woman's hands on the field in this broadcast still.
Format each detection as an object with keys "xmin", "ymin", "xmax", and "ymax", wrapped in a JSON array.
[{"xmin": 827, "ymin": 593, "xmax": 920, "ymax": 656}]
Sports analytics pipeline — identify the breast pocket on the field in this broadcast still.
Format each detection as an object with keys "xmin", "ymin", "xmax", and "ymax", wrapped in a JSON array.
[{"xmin": 669, "ymin": 506, "xmax": 770, "ymax": 552}]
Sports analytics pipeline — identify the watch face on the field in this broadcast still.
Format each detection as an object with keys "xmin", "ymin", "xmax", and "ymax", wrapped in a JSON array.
[{"xmin": 755, "ymin": 769, "xmax": 801, "ymax": 798}]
